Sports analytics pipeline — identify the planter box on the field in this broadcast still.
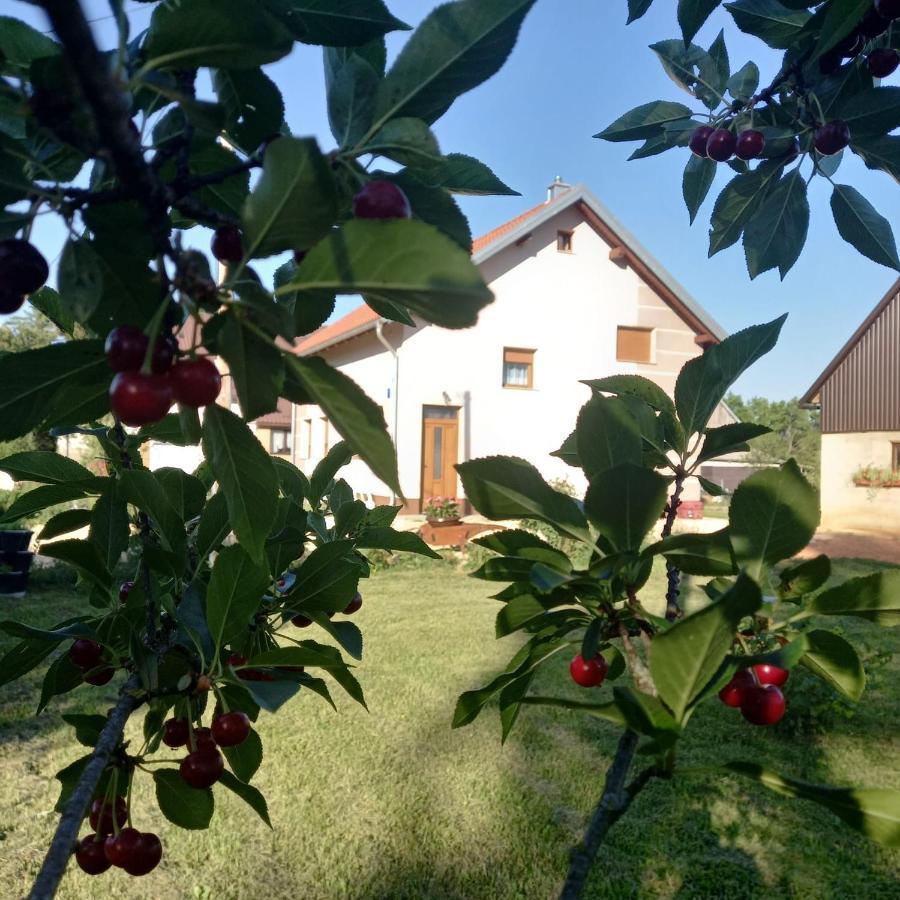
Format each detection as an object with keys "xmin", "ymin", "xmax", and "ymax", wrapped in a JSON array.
[
  {"xmin": 853, "ymin": 479, "xmax": 900, "ymax": 488},
  {"xmin": 0, "ymin": 530, "xmax": 32, "ymax": 553},
  {"xmin": 425, "ymin": 517, "xmax": 462, "ymax": 527},
  {"xmin": 418, "ymin": 521, "xmax": 504, "ymax": 549}
]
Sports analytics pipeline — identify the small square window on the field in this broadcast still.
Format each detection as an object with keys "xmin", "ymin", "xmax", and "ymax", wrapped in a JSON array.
[
  {"xmin": 557, "ymin": 230, "xmax": 573, "ymax": 253},
  {"xmin": 270, "ymin": 428, "xmax": 291, "ymax": 455},
  {"xmin": 503, "ymin": 348, "xmax": 534, "ymax": 388},
  {"xmin": 616, "ymin": 326, "xmax": 654, "ymax": 364}
]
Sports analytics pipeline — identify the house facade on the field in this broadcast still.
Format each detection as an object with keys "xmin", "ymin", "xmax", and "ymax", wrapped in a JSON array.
[
  {"xmin": 288, "ymin": 181, "xmax": 735, "ymax": 511},
  {"xmin": 801, "ymin": 279, "xmax": 900, "ymax": 533}
]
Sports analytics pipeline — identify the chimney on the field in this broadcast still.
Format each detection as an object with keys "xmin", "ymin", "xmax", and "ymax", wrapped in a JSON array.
[{"xmin": 547, "ymin": 175, "xmax": 572, "ymax": 202}]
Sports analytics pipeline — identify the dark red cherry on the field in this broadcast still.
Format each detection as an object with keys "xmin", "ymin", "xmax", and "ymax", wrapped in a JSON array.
[
  {"xmin": 735, "ymin": 129, "xmax": 765, "ymax": 160},
  {"xmin": 291, "ymin": 614, "xmax": 312, "ymax": 627},
  {"xmin": 0, "ymin": 288, "xmax": 25, "ymax": 314},
  {"xmin": 706, "ymin": 128, "xmax": 737, "ymax": 162},
  {"xmin": 227, "ymin": 652, "xmax": 247, "ymax": 667},
  {"xmin": 118, "ymin": 581, "xmax": 134, "ymax": 603},
  {"xmin": 0, "ymin": 238, "xmax": 48, "ymax": 294},
  {"xmin": 876, "ymin": 0, "xmax": 900, "ymax": 20},
  {"xmin": 352, "ymin": 180, "xmax": 411, "ymax": 219},
  {"xmin": 169, "ymin": 358, "xmax": 221, "ymax": 408},
  {"xmin": 180, "ymin": 748, "xmax": 225, "ymax": 788},
  {"xmin": 343, "ymin": 592, "xmax": 363, "ymax": 615},
  {"xmin": 89, "ymin": 796, "xmax": 127, "ymax": 834},
  {"xmin": 123, "ymin": 832, "xmax": 162, "ymax": 876},
  {"xmin": 718, "ymin": 670, "xmax": 754, "ymax": 708},
  {"xmin": 103, "ymin": 827, "xmax": 142, "ymax": 868},
  {"xmin": 69, "ymin": 639, "xmax": 102, "ymax": 670},
  {"xmin": 211, "ymin": 225, "xmax": 243, "ymax": 264},
  {"xmin": 162, "ymin": 717, "xmax": 190, "ymax": 748},
  {"xmin": 191, "ymin": 726, "xmax": 216, "ymax": 751},
  {"xmin": 688, "ymin": 125, "xmax": 714, "ymax": 157},
  {"xmin": 84, "ymin": 666, "xmax": 115, "ymax": 686},
  {"xmin": 109, "ymin": 371, "xmax": 173, "ymax": 426},
  {"xmin": 814, "ymin": 120, "xmax": 850, "ymax": 155},
  {"xmin": 211, "ymin": 711, "xmax": 251, "ymax": 747},
  {"xmin": 75, "ymin": 834, "xmax": 111, "ymax": 874},
  {"xmin": 740, "ymin": 684, "xmax": 786, "ymax": 726},
  {"xmin": 753, "ymin": 664, "xmax": 789, "ymax": 686},
  {"xmin": 868, "ymin": 48, "xmax": 900, "ymax": 78}
]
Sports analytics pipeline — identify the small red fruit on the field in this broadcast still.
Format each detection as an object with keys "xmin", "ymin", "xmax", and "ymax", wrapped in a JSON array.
[
  {"xmin": 75, "ymin": 834, "xmax": 111, "ymax": 875},
  {"xmin": 753, "ymin": 663, "xmax": 789, "ymax": 686},
  {"xmin": 196, "ymin": 674, "xmax": 212, "ymax": 692},
  {"xmin": 718, "ymin": 670, "xmax": 754, "ymax": 708},
  {"xmin": 118, "ymin": 581, "xmax": 134, "ymax": 603},
  {"xmin": 291, "ymin": 614, "xmax": 312, "ymax": 627},
  {"xmin": 69, "ymin": 639, "xmax": 102, "ymax": 670},
  {"xmin": 706, "ymin": 129, "xmax": 737, "ymax": 162},
  {"xmin": 169, "ymin": 357, "xmax": 221, "ymax": 408},
  {"xmin": 343, "ymin": 592, "xmax": 363, "ymax": 615},
  {"xmin": 109, "ymin": 371, "xmax": 174, "ymax": 426},
  {"xmin": 740, "ymin": 684, "xmax": 786, "ymax": 726},
  {"xmin": 688, "ymin": 125, "xmax": 714, "ymax": 157},
  {"xmin": 868, "ymin": 48, "xmax": 900, "ymax": 78},
  {"xmin": 180, "ymin": 748, "xmax": 225, "ymax": 788},
  {"xmin": 569, "ymin": 653, "xmax": 609, "ymax": 688},
  {"xmin": 104, "ymin": 827, "xmax": 142, "ymax": 868},
  {"xmin": 123, "ymin": 832, "xmax": 162, "ymax": 876},
  {"xmin": 104, "ymin": 326, "xmax": 174, "ymax": 374},
  {"xmin": 239, "ymin": 668, "xmax": 275, "ymax": 682},
  {"xmin": 814, "ymin": 120, "xmax": 850, "ymax": 156},
  {"xmin": 89, "ymin": 796, "xmax": 127, "ymax": 834},
  {"xmin": 227, "ymin": 652, "xmax": 247, "ymax": 667},
  {"xmin": 212, "ymin": 711, "xmax": 251, "ymax": 747},
  {"xmin": 0, "ymin": 238, "xmax": 49, "ymax": 294},
  {"xmin": 0, "ymin": 289, "xmax": 25, "ymax": 314},
  {"xmin": 162, "ymin": 717, "xmax": 190, "ymax": 748},
  {"xmin": 735, "ymin": 129, "xmax": 765, "ymax": 160},
  {"xmin": 352, "ymin": 180, "xmax": 411, "ymax": 219},
  {"xmin": 211, "ymin": 225, "xmax": 243, "ymax": 264},
  {"xmin": 192, "ymin": 726, "xmax": 217, "ymax": 751},
  {"xmin": 84, "ymin": 666, "xmax": 115, "ymax": 686}
]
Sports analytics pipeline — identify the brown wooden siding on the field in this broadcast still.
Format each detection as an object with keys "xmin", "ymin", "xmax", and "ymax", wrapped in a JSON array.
[{"xmin": 820, "ymin": 289, "xmax": 900, "ymax": 433}]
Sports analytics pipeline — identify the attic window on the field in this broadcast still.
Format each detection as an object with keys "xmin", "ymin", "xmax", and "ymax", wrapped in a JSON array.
[
  {"xmin": 616, "ymin": 326, "xmax": 654, "ymax": 364},
  {"xmin": 557, "ymin": 230, "xmax": 573, "ymax": 253}
]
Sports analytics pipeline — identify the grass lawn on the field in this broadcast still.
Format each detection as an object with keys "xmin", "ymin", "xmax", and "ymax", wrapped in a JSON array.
[{"xmin": 0, "ymin": 559, "xmax": 898, "ymax": 899}]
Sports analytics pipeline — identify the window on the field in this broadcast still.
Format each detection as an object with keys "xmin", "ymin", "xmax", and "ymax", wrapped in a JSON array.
[
  {"xmin": 502, "ymin": 348, "xmax": 534, "ymax": 388},
  {"xmin": 616, "ymin": 326, "xmax": 654, "ymax": 363},
  {"xmin": 321, "ymin": 417, "xmax": 330, "ymax": 455},
  {"xmin": 893, "ymin": 443, "xmax": 900, "ymax": 472},
  {"xmin": 269, "ymin": 428, "xmax": 291, "ymax": 455},
  {"xmin": 557, "ymin": 230, "xmax": 573, "ymax": 253},
  {"xmin": 300, "ymin": 419, "xmax": 312, "ymax": 459}
]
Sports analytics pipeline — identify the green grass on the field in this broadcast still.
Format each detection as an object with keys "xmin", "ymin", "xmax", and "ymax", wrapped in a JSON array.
[{"xmin": 1, "ymin": 560, "xmax": 898, "ymax": 899}]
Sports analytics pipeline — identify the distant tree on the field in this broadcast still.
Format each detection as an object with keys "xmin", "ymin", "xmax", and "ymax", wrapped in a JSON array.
[{"xmin": 726, "ymin": 392, "xmax": 820, "ymax": 483}]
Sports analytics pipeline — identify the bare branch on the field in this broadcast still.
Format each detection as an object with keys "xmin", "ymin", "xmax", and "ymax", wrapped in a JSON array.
[{"xmin": 661, "ymin": 469, "xmax": 686, "ymax": 621}]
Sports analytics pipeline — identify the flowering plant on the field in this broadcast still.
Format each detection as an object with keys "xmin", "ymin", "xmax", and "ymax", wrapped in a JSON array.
[{"xmin": 424, "ymin": 497, "xmax": 460, "ymax": 521}]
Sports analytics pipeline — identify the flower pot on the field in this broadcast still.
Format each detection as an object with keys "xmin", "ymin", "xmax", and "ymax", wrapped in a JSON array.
[
  {"xmin": 426, "ymin": 517, "xmax": 462, "ymax": 527},
  {"xmin": 0, "ymin": 530, "xmax": 32, "ymax": 553}
]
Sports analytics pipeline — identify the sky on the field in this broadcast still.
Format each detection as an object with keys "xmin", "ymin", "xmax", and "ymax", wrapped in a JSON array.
[{"xmin": 10, "ymin": 0, "xmax": 900, "ymax": 400}]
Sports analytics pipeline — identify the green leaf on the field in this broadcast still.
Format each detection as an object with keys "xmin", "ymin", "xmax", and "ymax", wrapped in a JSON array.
[
  {"xmin": 119, "ymin": 469, "xmax": 186, "ymax": 559},
  {"xmin": 202, "ymin": 405, "xmax": 279, "ymax": 565},
  {"xmin": 584, "ymin": 464, "xmax": 669, "ymax": 552},
  {"xmin": 363, "ymin": 117, "xmax": 442, "ymax": 166},
  {"xmin": 27, "ymin": 287, "xmax": 75, "ymax": 337},
  {"xmin": 613, "ymin": 686, "xmax": 680, "ymax": 742},
  {"xmin": 596, "ymin": 100, "xmax": 694, "ymax": 142},
  {"xmin": 520, "ymin": 695, "xmax": 628, "ymax": 726},
  {"xmin": 0, "ymin": 638, "xmax": 57, "ymax": 690},
  {"xmin": 215, "ymin": 313, "xmax": 284, "ymax": 421},
  {"xmin": 61, "ymin": 713, "xmax": 108, "ymax": 748},
  {"xmin": 474, "ymin": 528, "xmax": 572, "ymax": 569},
  {"xmin": 627, "ymin": 0, "xmax": 656, "ymax": 23},
  {"xmin": 58, "ymin": 239, "xmax": 104, "ymax": 322},
  {"xmin": 456, "ymin": 456, "xmax": 591, "ymax": 543},
  {"xmin": 144, "ymin": 0, "xmax": 293, "ymax": 70},
  {"xmin": 307, "ymin": 441, "xmax": 353, "ymax": 505},
  {"xmin": 385, "ymin": 170, "xmax": 473, "ymax": 251},
  {"xmin": 0, "ymin": 451, "xmax": 94, "ymax": 486},
  {"xmin": 286, "ymin": 541, "xmax": 359, "ymax": 613},
  {"xmin": 324, "ymin": 49, "xmax": 379, "ymax": 148},
  {"xmin": 0, "ymin": 484, "xmax": 88, "ymax": 525},
  {"xmin": 280, "ymin": 219, "xmax": 493, "ymax": 329},
  {"xmin": 284, "ymin": 356, "xmax": 401, "ymax": 498},
  {"xmin": 242, "ymin": 136, "xmax": 338, "ymax": 259},
  {"xmin": 260, "ymin": 0, "xmax": 409, "ymax": 46},
  {"xmin": 805, "ymin": 570, "xmax": 900, "ymax": 626},
  {"xmin": 724, "ymin": 0, "xmax": 810, "ymax": 49},
  {"xmin": 679, "ymin": 0, "xmax": 722, "ymax": 45},
  {"xmin": 272, "ymin": 458, "xmax": 311, "ymax": 505},
  {"xmin": 0, "ymin": 340, "xmax": 108, "ymax": 441},
  {"xmin": 727, "ymin": 61, "xmax": 759, "ymax": 100},
  {"xmin": 39, "ymin": 508, "xmax": 93, "ymax": 541},
  {"xmin": 217, "ymin": 770, "xmax": 271, "ymax": 827},
  {"xmin": 153, "ymin": 769, "xmax": 214, "ymax": 829},
  {"xmin": 721, "ymin": 762, "xmax": 900, "ymax": 847},
  {"xmin": 729, "ymin": 459, "xmax": 819, "ymax": 580},
  {"xmin": 413, "ymin": 153, "xmax": 518, "ymax": 196},
  {"xmin": 0, "ymin": 16, "xmax": 59, "ymax": 72},
  {"xmin": 273, "ymin": 261, "xmax": 336, "ymax": 337},
  {"xmin": 221, "ymin": 728, "xmax": 263, "ymax": 783},
  {"xmin": 852, "ymin": 134, "xmax": 900, "ymax": 183},
  {"xmin": 708, "ymin": 160, "xmax": 784, "ymax": 255},
  {"xmin": 193, "ymin": 491, "xmax": 232, "ymax": 566},
  {"xmin": 582, "ymin": 374, "xmax": 675, "ymax": 415},
  {"xmin": 0, "ymin": 619, "xmax": 95, "ymax": 642},
  {"xmin": 743, "ymin": 169, "xmax": 809, "ymax": 279},
  {"xmin": 89, "ymin": 481, "xmax": 130, "ymax": 572},
  {"xmin": 206, "ymin": 545, "xmax": 271, "ymax": 651},
  {"xmin": 213, "ymin": 68, "xmax": 285, "ymax": 154},
  {"xmin": 575, "ymin": 396, "xmax": 642, "ymax": 480},
  {"xmin": 652, "ymin": 574, "xmax": 762, "ymax": 720},
  {"xmin": 800, "ymin": 630, "xmax": 866, "ymax": 701},
  {"xmin": 815, "ymin": 0, "xmax": 871, "ymax": 57},
  {"xmin": 778, "ymin": 554, "xmax": 831, "ymax": 600},
  {"xmin": 836, "ymin": 86, "xmax": 900, "ymax": 138},
  {"xmin": 38, "ymin": 653, "xmax": 82, "ymax": 714},
  {"xmin": 831, "ymin": 184, "xmax": 900, "ymax": 271},
  {"xmin": 683, "ymin": 155, "xmax": 716, "ymax": 225},
  {"xmin": 698, "ymin": 422, "xmax": 771, "ymax": 462},
  {"xmin": 39, "ymin": 539, "xmax": 112, "ymax": 591},
  {"xmin": 370, "ymin": 0, "xmax": 537, "ymax": 133},
  {"xmin": 675, "ymin": 315, "xmax": 786, "ymax": 437},
  {"xmin": 354, "ymin": 526, "xmax": 441, "ymax": 559},
  {"xmin": 645, "ymin": 528, "xmax": 736, "ymax": 576}
]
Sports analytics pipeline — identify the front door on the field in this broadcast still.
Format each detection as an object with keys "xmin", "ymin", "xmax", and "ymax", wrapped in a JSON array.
[{"xmin": 421, "ymin": 406, "xmax": 459, "ymax": 503}]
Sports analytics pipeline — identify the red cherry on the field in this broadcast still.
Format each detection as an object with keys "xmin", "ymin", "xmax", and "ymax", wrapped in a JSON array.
[
  {"xmin": 226, "ymin": 652, "xmax": 247, "ymax": 667},
  {"xmin": 868, "ymin": 48, "xmax": 900, "ymax": 78},
  {"xmin": 211, "ymin": 225, "xmax": 243, "ymax": 264},
  {"xmin": 706, "ymin": 129, "xmax": 737, "ymax": 162},
  {"xmin": 196, "ymin": 674, "xmax": 212, "ymax": 693},
  {"xmin": 69, "ymin": 639, "xmax": 102, "ymax": 670},
  {"xmin": 84, "ymin": 666, "xmax": 115, "ymax": 686},
  {"xmin": 191, "ymin": 726, "xmax": 217, "ymax": 751},
  {"xmin": 75, "ymin": 834, "xmax": 111, "ymax": 875},
  {"xmin": 0, "ymin": 289, "xmax": 25, "ymax": 314},
  {"xmin": 123, "ymin": 832, "xmax": 162, "ymax": 876},
  {"xmin": 151, "ymin": 335, "xmax": 177, "ymax": 374},
  {"xmin": 118, "ymin": 581, "xmax": 134, "ymax": 603},
  {"xmin": 290, "ymin": 614, "xmax": 312, "ymax": 627},
  {"xmin": 162, "ymin": 717, "xmax": 190, "ymax": 748},
  {"xmin": 212, "ymin": 711, "xmax": 251, "ymax": 747},
  {"xmin": 89, "ymin": 796, "xmax": 127, "ymax": 834},
  {"xmin": 180, "ymin": 748, "xmax": 225, "ymax": 788},
  {"xmin": 239, "ymin": 668, "xmax": 275, "ymax": 682},
  {"xmin": 569, "ymin": 654, "xmax": 609, "ymax": 688},
  {"xmin": 169, "ymin": 357, "xmax": 221, "ymax": 408},
  {"xmin": 104, "ymin": 327, "xmax": 174, "ymax": 374},
  {"xmin": 718, "ymin": 670, "xmax": 754, "ymax": 708},
  {"xmin": 814, "ymin": 120, "xmax": 850, "ymax": 156},
  {"xmin": 0, "ymin": 238, "xmax": 48, "ymax": 294},
  {"xmin": 109, "ymin": 371, "xmax": 173, "ymax": 426},
  {"xmin": 688, "ymin": 125, "xmax": 714, "ymax": 157},
  {"xmin": 352, "ymin": 180, "xmax": 412, "ymax": 219},
  {"xmin": 104, "ymin": 827, "xmax": 142, "ymax": 868},
  {"xmin": 735, "ymin": 129, "xmax": 765, "ymax": 160},
  {"xmin": 753, "ymin": 663, "xmax": 789, "ymax": 686},
  {"xmin": 343, "ymin": 592, "xmax": 363, "ymax": 615},
  {"xmin": 740, "ymin": 684, "xmax": 786, "ymax": 726}
]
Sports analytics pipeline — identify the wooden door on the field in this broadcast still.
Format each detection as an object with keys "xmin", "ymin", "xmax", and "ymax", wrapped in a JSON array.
[{"xmin": 421, "ymin": 406, "xmax": 459, "ymax": 501}]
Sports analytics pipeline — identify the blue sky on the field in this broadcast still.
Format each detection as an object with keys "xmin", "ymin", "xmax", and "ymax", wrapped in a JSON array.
[{"xmin": 13, "ymin": 0, "xmax": 900, "ymax": 400}]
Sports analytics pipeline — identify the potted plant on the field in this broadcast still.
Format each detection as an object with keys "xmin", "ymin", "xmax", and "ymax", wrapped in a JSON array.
[
  {"xmin": 423, "ymin": 496, "xmax": 461, "ymax": 526},
  {"xmin": 851, "ymin": 464, "xmax": 899, "ymax": 488},
  {"xmin": 0, "ymin": 520, "xmax": 34, "ymax": 596}
]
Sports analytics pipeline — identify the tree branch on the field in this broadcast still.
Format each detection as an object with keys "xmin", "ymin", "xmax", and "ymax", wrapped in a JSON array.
[
  {"xmin": 28, "ymin": 676, "xmax": 141, "ymax": 900},
  {"xmin": 661, "ymin": 470, "xmax": 686, "ymax": 621},
  {"xmin": 560, "ymin": 731, "xmax": 655, "ymax": 900}
]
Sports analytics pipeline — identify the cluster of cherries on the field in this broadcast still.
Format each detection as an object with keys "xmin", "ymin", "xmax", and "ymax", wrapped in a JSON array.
[
  {"xmin": 69, "ymin": 638, "xmax": 115, "ymax": 686},
  {"xmin": 718, "ymin": 663, "xmax": 788, "ymax": 726},
  {"xmin": 0, "ymin": 238, "xmax": 48, "ymax": 315},
  {"xmin": 820, "ymin": 0, "xmax": 900, "ymax": 76},
  {"xmin": 75, "ymin": 797, "xmax": 162, "ymax": 877}
]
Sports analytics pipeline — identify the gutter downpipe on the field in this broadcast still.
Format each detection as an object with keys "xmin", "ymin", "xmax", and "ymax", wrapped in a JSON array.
[{"xmin": 375, "ymin": 318, "xmax": 400, "ymax": 506}]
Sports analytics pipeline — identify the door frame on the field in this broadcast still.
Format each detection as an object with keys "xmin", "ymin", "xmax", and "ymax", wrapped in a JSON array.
[{"xmin": 419, "ymin": 405, "xmax": 460, "ymax": 511}]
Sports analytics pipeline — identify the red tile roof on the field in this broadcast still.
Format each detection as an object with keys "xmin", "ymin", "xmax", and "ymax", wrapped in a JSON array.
[
  {"xmin": 294, "ymin": 202, "xmax": 550, "ymax": 356},
  {"xmin": 256, "ymin": 396, "xmax": 293, "ymax": 428}
]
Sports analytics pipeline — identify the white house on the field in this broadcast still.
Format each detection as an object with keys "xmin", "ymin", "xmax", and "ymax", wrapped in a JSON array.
[{"xmin": 286, "ymin": 180, "xmax": 735, "ymax": 513}]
